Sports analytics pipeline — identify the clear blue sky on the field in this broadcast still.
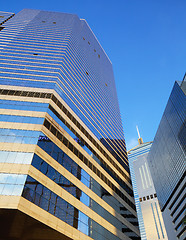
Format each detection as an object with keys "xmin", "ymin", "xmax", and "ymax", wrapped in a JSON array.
[{"xmin": 1, "ymin": 0, "xmax": 186, "ymax": 150}]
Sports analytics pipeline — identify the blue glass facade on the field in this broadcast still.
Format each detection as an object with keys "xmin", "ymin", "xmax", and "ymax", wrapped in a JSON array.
[
  {"xmin": 0, "ymin": 9, "xmax": 140, "ymax": 240},
  {"xmin": 148, "ymin": 79, "xmax": 186, "ymax": 240},
  {"xmin": 148, "ymin": 81, "xmax": 185, "ymax": 209},
  {"xmin": 0, "ymin": 9, "xmax": 126, "ymax": 163}
]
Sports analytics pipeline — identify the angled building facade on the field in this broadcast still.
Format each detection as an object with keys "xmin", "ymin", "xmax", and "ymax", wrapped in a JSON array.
[
  {"xmin": 128, "ymin": 136, "xmax": 168, "ymax": 240},
  {"xmin": 148, "ymin": 78, "xmax": 186, "ymax": 240},
  {"xmin": 0, "ymin": 9, "xmax": 140, "ymax": 240}
]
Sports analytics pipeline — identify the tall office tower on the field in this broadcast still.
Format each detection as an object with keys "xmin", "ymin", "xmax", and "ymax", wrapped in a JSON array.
[
  {"xmin": 0, "ymin": 9, "xmax": 140, "ymax": 240},
  {"xmin": 128, "ymin": 130, "xmax": 168, "ymax": 240},
  {"xmin": 148, "ymin": 77, "xmax": 186, "ymax": 240}
]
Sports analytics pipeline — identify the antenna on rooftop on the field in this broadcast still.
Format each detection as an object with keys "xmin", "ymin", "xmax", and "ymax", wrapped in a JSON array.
[
  {"xmin": 136, "ymin": 125, "xmax": 141, "ymax": 138},
  {"xmin": 136, "ymin": 125, "xmax": 143, "ymax": 145}
]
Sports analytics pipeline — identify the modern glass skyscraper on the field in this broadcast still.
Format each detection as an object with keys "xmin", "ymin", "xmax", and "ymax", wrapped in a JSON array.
[
  {"xmin": 128, "ymin": 134, "xmax": 167, "ymax": 240},
  {"xmin": 148, "ymin": 77, "xmax": 186, "ymax": 240},
  {"xmin": 0, "ymin": 9, "xmax": 140, "ymax": 240}
]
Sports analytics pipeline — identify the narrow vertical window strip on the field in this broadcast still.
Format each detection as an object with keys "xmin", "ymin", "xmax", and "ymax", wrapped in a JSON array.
[
  {"xmin": 137, "ymin": 201, "xmax": 147, "ymax": 240},
  {"xmin": 145, "ymin": 162, "xmax": 152, "ymax": 187},
  {"xmin": 151, "ymin": 203, "xmax": 160, "ymax": 239},
  {"xmin": 139, "ymin": 167, "xmax": 145, "ymax": 190},
  {"xmin": 155, "ymin": 202, "xmax": 165, "ymax": 238},
  {"xmin": 142, "ymin": 165, "xmax": 148, "ymax": 189}
]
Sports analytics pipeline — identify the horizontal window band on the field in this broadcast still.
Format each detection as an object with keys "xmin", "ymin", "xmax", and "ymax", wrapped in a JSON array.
[
  {"xmin": 0, "ymin": 39, "xmax": 70, "ymax": 51},
  {"xmin": 0, "ymin": 109, "xmax": 46, "ymax": 117},
  {"xmin": 0, "ymin": 49, "xmax": 65, "ymax": 59},
  {"xmin": 0, "ymin": 114, "xmax": 44, "ymax": 124},
  {"xmin": 0, "ymin": 32, "xmax": 71, "ymax": 43},
  {"xmin": 0, "ymin": 42, "xmax": 68, "ymax": 54},
  {"xmin": 0, "ymin": 88, "xmax": 52, "ymax": 98}
]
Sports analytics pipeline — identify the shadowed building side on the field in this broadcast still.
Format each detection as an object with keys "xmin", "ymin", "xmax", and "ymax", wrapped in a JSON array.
[{"xmin": 148, "ymin": 76, "xmax": 186, "ymax": 240}]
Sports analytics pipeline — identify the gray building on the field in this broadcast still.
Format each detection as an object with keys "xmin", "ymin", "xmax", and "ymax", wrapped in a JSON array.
[
  {"xmin": 148, "ymin": 76, "xmax": 186, "ymax": 240},
  {"xmin": 128, "ymin": 132, "xmax": 168, "ymax": 240},
  {"xmin": 0, "ymin": 9, "xmax": 140, "ymax": 240}
]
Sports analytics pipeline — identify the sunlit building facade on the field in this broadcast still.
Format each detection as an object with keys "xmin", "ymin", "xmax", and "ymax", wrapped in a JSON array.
[
  {"xmin": 148, "ymin": 77, "xmax": 186, "ymax": 240},
  {"xmin": 128, "ymin": 136, "xmax": 168, "ymax": 240},
  {"xmin": 0, "ymin": 9, "xmax": 140, "ymax": 240}
]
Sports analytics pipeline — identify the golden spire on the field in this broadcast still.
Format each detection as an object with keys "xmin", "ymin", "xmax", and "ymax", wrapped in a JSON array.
[{"xmin": 136, "ymin": 125, "xmax": 143, "ymax": 145}]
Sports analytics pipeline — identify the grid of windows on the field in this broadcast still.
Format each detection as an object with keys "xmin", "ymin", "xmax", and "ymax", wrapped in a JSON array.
[
  {"xmin": 36, "ymin": 137, "xmax": 138, "ymax": 225},
  {"xmin": 148, "ymin": 80, "xmax": 186, "ymax": 239},
  {"xmin": 0, "ymin": 89, "xmax": 131, "ymax": 176},
  {"xmin": 43, "ymin": 119, "xmax": 135, "ymax": 210},
  {"xmin": 22, "ymin": 176, "xmax": 135, "ymax": 240},
  {"xmin": 47, "ymin": 105, "xmax": 131, "ymax": 189},
  {"xmin": 148, "ymin": 81, "xmax": 186, "ymax": 209},
  {"xmin": 31, "ymin": 153, "xmax": 136, "ymax": 232},
  {"xmin": 0, "ymin": 9, "xmax": 140, "ymax": 240},
  {"xmin": 0, "ymin": 88, "xmax": 130, "ymax": 177},
  {"xmin": 0, "ymin": 9, "xmax": 128, "ymax": 167}
]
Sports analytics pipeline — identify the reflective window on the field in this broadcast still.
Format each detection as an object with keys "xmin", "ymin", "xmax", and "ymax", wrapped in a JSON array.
[
  {"xmin": 0, "ymin": 129, "xmax": 41, "ymax": 144},
  {"xmin": 0, "ymin": 114, "xmax": 44, "ymax": 124},
  {"xmin": 0, "ymin": 173, "xmax": 27, "ymax": 196},
  {"xmin": 0, "ymin": 99, "xmax": 49, "ymax": 112},
  {"xmin": 0, "ymin": 151, "xmax": 34, "ymax": 164}
]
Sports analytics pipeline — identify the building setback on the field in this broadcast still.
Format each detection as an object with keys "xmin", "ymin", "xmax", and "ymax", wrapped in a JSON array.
[
  {"xmin": 0, "ymin": 9, "xmax": 140, "ymax": 240},
  {"xmin": 128, "ymin": 134, "xmax": 168, "ymax": 240},
  {"xmin": 148, "ymin": 77, "xmax": 186, "ymax": 240}
]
